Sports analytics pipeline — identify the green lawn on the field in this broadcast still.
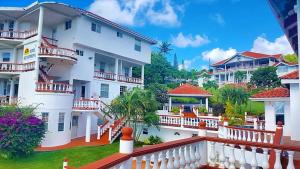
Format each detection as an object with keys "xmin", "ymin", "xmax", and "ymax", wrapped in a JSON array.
[
  {"xmin": 241, "ymin": 101, "xmax": 265, "ymax": 116},
  {"xmin": 0, "ymin": 142, "xmax": 120, "ymax": 169}
]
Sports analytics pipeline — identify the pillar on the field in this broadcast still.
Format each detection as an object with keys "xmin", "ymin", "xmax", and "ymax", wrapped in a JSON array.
[
  {"xmin": 218, "ymin": 74, "xmax": 221, "ymax": 85},
  {"xmin": 119, "ymin": 60, "xmax": 123, "ymax": 75},
  {"xmin": 198, "ymin": 121, "xmax": 207, "ymax": 165},
  {"xmin": 13, "ymin": 48, "xmax": 17, "ymax": 63},
  {"xmin": 85, "ymin": 112, "xmax": 92, "ymax": 142},
  {"xmin": 129, "ymin": 67, "xmax": 133, "ymax": 77},
  {"xmin": 168, "ymin": 97, "xmax": 172, "ymax": 112},
  {"xmin": 35, "ymin": 6, "xmax": 44, "ymax": 81},
  {"xmin": 9, "ymin": 79, "xmax": 14, "ymax": 104},
  {"xmin": 115, "ymin": 58, "xmax": 119, "ymax": 81},
  {"xmin": 62, "ymin": 158, "xmax": 68, "ymax": 169},
  {"xmin": 119, "ymin": 127, "xmax": 134, "ymax": 154},
  {"xmin": 141, "ymin": 65, "xmax": 144, "ymax": 84},
  {"xmin": 205, "ymin": 97, "xmax": 208, "ymax": 112}
]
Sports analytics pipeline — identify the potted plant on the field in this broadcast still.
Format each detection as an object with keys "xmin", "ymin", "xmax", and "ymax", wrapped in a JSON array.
[
  {"xmin": 198, "ymin": 106, "xmax": 208, "ymax": 116},
  {"xmin": 171, "ymin": 106, "xmax": 180, "ymax": 115}
]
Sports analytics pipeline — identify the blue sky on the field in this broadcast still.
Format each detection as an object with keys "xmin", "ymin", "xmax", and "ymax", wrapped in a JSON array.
[{"xmin": 1, "ymin": 0, "xmax": 294, "ymax": 70}]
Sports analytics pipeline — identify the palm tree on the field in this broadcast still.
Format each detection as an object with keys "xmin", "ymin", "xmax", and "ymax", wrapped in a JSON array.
[
  {"xmin": 220, "ymin": 86, "xmax": 249, "ymax": 113},
  {"xmin": 103, "ymin": 88, "xmax": 159, "ymax": 141},
  {"xmin": 234, "ymin": 71, "xmax": 247, "ymax": 83},
  {"xmin": 158, "ymin": 41, "xmax": 172, "ymax": 56}
]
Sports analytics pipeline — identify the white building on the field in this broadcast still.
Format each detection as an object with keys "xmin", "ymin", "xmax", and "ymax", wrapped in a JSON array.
[
  {"xmin": 0, "ymin": 2, "xmax": 156, "ymax": 147},
  {"xmin": 209, "ymin": 51, "xmax": 298, "ymax": 86}
]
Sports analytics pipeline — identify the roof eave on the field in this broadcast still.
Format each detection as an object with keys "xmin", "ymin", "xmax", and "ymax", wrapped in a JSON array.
[
  {"xmin": 250, "ymin": 97, "xmax": 290, "ymax": 102},
  {"xmin": 168, "ymin": 94, "xmax": 212, "ymax": 97}
]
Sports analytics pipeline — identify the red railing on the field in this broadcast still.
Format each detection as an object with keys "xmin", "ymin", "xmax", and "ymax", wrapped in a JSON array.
[
  {"xmin": 35, "ymin": 82, "xmax": 73, "ymax": 93},
  {"xmin": 94, "ymin": 71, "xmax": 116, "ymax": 80},
  {"xmin": 117, "ymin": 75, "xmax": 143, "ymax": 84},
  {"xmin": 109, "ymin": 117, "xmax": 127, "ymax": 143},
  {"xmin": 0, "ymin": 62, "xmax": 35, "ymax": 73},
  {"xmin": 97, "ymin": 120, "xmax": 110, "ymax": 140},
  {"xmin": 73, "ymin": 98, "xmax": 101, "ymax": 110},
  {"xmin": 0, "ymin": 29, "xmax": 37, "ymax": 40}
]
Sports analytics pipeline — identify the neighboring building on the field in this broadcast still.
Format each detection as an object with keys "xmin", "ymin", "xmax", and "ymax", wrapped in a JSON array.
[
  {"xmin": 196, "ymin": 69, "xmax": 213, "ymax": 87},
  {"xmin": 0, "ymin": 2, "xmax": 156, "ymax": 147},
  {"xmin": 211, "ymin": 51, "xmax": 297, "ymax": 86}
]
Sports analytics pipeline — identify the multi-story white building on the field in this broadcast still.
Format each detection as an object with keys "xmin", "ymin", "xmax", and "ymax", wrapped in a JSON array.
[
  {"xmin": 209, "ymin": 51, "xmax": 298, "ymax": 86},
  {"xmin": 0, "ymin": 2, "xmax": 156, "ymax": 147}
]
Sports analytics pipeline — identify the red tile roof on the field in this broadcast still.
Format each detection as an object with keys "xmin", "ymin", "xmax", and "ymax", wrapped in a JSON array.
[
  {"xmin": 212, "ymin": 51, "xmax": 282, "ymax": 66},
  {"xmin": 168, "ymin": 84, "xmax": 212, "ymax": 96},
  {"xmin": 280, "ymin": 70, "xmax": 299, "ymax": 79},
  {"xmin": 251, "ymin": 87, "xmax": 290, "ymax": 98}
]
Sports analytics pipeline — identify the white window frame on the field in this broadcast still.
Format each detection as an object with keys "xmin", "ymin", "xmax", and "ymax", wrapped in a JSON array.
[
  {"xmin": 91, "ymin": 22, "xmax": 101, "ymax": 33},
  {"xmin": 41, "ymin": 112, "xmax": 49, "ymax": 131},
  {"xmin": 134, "ymin": 38, "xmax": 141, "ymax": 52},
  {"xmin": 58, "ymin": 112, "xmax": 65, "ymax": 131},
  {"xmin": 100, "ymin": 84, "xmax": 109, "ymax": 98}
]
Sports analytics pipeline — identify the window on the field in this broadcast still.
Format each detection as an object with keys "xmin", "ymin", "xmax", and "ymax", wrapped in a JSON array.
[
  {"xmin": 142, "ymin": 128, "xmax": 148, "ymax": 135},
  {"xmin": 2, "ymin": 53, "xmax": 10, "ymax": 62},
  {"xmin": 42, "ymin": 112, "xmax": 49, "ymax": 131},
  {"xmin": 100, "ymin": 84, "xmax": 109, "ymax": 98},
  {"xmin": 124, "ymin": 67, "xmax": 129, "ymax": 77},
  {"xmin": 120, "ymin": 86, "xmax": 127, "ymax": 95},
  {"xmin": 100, "ymin": 62, "xmax": 105, "ymax": 72},
  {"xmin": 117, "ymin": 31, "xmax": 123, "ymax": 38},
  {"xmin": 274, "ymin": 102, "xmax": 285, "ymax": 125},
  {"xmin": 134, "ymin": 38, "xmax": 141, "ymax": 52},
  {"xmin": 76, "ymin": 49, "xmax": 84, "ymax": 56},
  {"xmin": 91, "ymin": 22, "xmax": 101, "ymax": 33},
  {"xmin": 65, "ymin": 20, "xmax": 72, "ymax": 30},
  {"xmin": 58, "ymin": 112, "xmax": 65, "ymax": 131}
]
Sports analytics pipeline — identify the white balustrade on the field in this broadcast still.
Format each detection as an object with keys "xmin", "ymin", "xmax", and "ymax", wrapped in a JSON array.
[
  {"xmin": 0, "ymin": 62, "xmax": 35, "ymax": 73},
  {"xmin": 0, "ymin": 29, "xmax": 37, "ymax": 39},
  {"xmin": 97, "ymin": 121, "xmax": 110, "ymax": 140},
  {"xmin": 73, "ymin": 98, "xmax": 100, "ymax": 110},
  {"xmin": 117, "ymin": 75, "xmax": 143, "ymax": 84},
  {"xmin": 94, "ymin": 71, "xmax": 116, "ymax": 80},
  {"xmin": 36, "ymin": 82, "xmax": 73, "ymax": 93},
  {"xmin": 39, "ymin": 46, "xmax": 77, "ymax": 61}
]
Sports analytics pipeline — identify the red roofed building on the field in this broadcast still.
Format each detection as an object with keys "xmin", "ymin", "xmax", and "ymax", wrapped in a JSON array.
[
  {"xmin": 251, "ymin": 87, "xmax": 290, "ymax": 100},
  {"xmin": 209, "ymin": 51, "xmax": 297, "ymax": 87},
  {"xmin": 166, "ymin": 84, "xmax": 211, "ymax": 115}
]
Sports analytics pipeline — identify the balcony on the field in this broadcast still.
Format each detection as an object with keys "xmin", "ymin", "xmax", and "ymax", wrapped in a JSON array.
[
  {"xmin": 0, "ymin": 62, "xmax": 35, "ymax": 74},
  {"xmin": 117, "ymin": 75, "xmax": 143, "ymax": 84},
  {"xmin": 39, "ymin": 37, "xmax": 77, "ymax": 63},
  {"xmin": 73, "ymin": 98, "xmax": 101, "ymax": 111},
  {"xmin": 94, "ymin": 71, "xmax": 116, "ymax": 81},
  {"xmin": 0, "ymin": 29, "xmax": 38, "ymax": 40},
  {"xmin": 35, "ymin": 82, "xmax": 73, "ymax": 94}
]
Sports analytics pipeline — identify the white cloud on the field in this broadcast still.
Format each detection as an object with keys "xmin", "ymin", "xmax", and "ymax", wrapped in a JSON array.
[
  {"xmin": 88, "ymin": 0, "xmax": 182, "ymax": 27},
  {"xmin": 171, "ymin": 32, "xmax": 210, "ymax": 48},
  {"xmin": 251, "ymin": 35, "xmax": 294, "ymax": 55},
  {"xmin": 178, "ymin": 60, "xmax": 192, "ymax": 70},
  {"xmin": 201, "ymin": 48, "xmax": 237, "ymax": 63},
  {"xmin": 210, "ymin": 13, "xmax": 225, "ymax": 25}
]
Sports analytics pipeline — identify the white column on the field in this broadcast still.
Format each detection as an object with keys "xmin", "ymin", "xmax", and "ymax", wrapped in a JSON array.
[
  {"xmin": 129, "ymin": 67, "xmax": 133, "ymax": 77},
  {"xmin": 205, "ymin": 97, "xmax": 208, "ymax": 111},
  {"xmin": 35, "ymin": 6, "xmax": 44, "ymax": 81},
  {"xmin": 141, "ymin": 65, "xmax": 144, "ymax": 84},
  {"xmin": 9, "ymin": 79, "xmax": 14, "ymax": 104},
  {"xmin": 119, "ymin": 60, "xmax": 123, "ymax": 75},
  {"xmin": 85, "ymin": 112, "xmax": 92, "ymax": 142},
  {"xmin": 218, "ymin": 74, "xmax": 221, "ymax": 85},
  {"xmin": 297, "ymin": 0, "xmax": 300, "ymax": 120},
  {"xmin": 13, "ymin": 48, "xmax": 17, "ymax": 63},
  {"xmin": 115, "ymin": 58, "xmax": 119, "ymax": 81},
  {"xmin": 168, "ymin": 97, "xmax": 172, "ymax": 112}
]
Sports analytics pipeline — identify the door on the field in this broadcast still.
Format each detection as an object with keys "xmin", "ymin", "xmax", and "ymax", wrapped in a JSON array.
[
  {"xmin": 71, "ymin": 116, "xmax": 79, "ymax": 138},
  {"xmin": 81, "ymin": 86, "xmax": 86, "ymax": 98}
]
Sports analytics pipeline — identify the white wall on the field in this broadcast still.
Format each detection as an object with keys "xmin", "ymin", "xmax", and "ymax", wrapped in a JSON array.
[{"xmin": 290, "ymin": 84, "xmax": 300, "ymax": 141}]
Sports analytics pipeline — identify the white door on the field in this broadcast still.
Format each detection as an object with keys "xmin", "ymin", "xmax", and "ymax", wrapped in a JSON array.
[{"xmin": 71, "ymin": 116, "xmax": 79, "ymax": 138}]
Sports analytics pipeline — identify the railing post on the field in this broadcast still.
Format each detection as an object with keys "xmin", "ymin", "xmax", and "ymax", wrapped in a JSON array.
[
  {"xmin": 119, "ymin": 127, "xmax": 133, "ymax": 169},
  {"xmin": 108, "ymin": 126, "xmax": 112, "ymax": 142},
  {"xmin": 198, "ymin": 121, "xmax": 207, "ymax": 166},
  {"xmin": 63, "ymin": 158, "xmax": 68, "ymax": 169},
  {"xmin": 97, "ymin": 125, "xmax": 101, "ymax": 140}
]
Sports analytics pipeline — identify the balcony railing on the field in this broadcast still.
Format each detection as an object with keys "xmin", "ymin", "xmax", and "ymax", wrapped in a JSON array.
[
  {"xmin": 118, "ymin": 75, "xmax": 143, "ymax": 84},
  {"xmin": 0, "ymin": 96, "xmax": 17, "ymax": 106},
  {"xmin": 0, "ymin": 62, "xmax": 35, "ymax": 73},
  {"xmin": 36, "ymin": 82, "xmax": 73, "ymax": 93},
  {"xmin": 73, "ymin": 98, "xmax": 101, "ymax": 110},
  {"xmin": 0, "ymin": 29, "xmax": 37, "ymax": 40},
  {"xmin": 94, "ymin": 71, "xmax": 116, "ymax": 80},
  {"xmin": 39, "ymin": 46, "xmax": 77, "ymax": 62}
]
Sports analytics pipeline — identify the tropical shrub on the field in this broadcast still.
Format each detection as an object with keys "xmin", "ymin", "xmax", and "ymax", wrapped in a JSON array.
[
  {"xmin": 197, "ymin": 106, "xmax": 208, "ymax": 113},
  {"xmin": 250, "ymin": 66, "xmax": 281, "ymax": 89},
  {"xmin": 171, "ymin": 106, "xmax": 180, "ymax": 114},
  {"xmin": 148, "ymin": 135, "xmax": 163, "ymax": 145},
  {"xmin": 0, "ymin": 109, "xmax": 45, "ymax": 158},
  {"xmin": 211, "ymin": 103, "xmax": 225, "ymax": 116}
]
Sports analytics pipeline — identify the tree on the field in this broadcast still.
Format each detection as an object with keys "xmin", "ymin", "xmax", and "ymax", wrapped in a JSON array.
[
  {"xmin": 105, "ymin": 88, "xmax": 159, "ymax": 141},
  {"xmin": 144, "ymin": 52, "xmax": 174, "ymax": 85},
  {"xmin": 283, "ymin": 53, "xmax": 298, "ymax": 64},
  {"xmin": 234, "ymin": 71, "xmax": 246, "ymax": 83},
  {"xmin": 203, "ymin": 80, "xmax": 218, "ymax": 90},
  {"xmin": 220, "ymin": 86, "xmax": 249, "ymax": 114},
  {"xmin": 173, "ymin": 53, "xmax": 178, "ymax": 69},
  {"xmin": 158, "ymin": 41, "xmax": 172, "ymax": 56},
  {"xmin": 147, "ymin": 83, "xmax": 169, "ymax": 108},
  {"xmin": 250, "ymin": 66, "xmax": 281, "ymax": 89}
]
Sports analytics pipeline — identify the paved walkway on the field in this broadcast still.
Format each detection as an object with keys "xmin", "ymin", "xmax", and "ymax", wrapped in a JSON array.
[{"xmin": 36, "ymin": 131, "xmax": 109, "ymax": 151}]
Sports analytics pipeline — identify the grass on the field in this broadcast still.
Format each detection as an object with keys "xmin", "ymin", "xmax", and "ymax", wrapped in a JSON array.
[
  {"xmin": 0, "ymin": 142, "xmax": 120, "ymax": 169},
  {"xmin": 241, "ymin": 101, "xmax": 265, "ymax": 116}
]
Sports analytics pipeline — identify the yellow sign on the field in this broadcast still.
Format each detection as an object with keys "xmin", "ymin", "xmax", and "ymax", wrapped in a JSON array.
[{"xmin": 24, "ymin": 48, "xmax": 30, "ymax": 56}]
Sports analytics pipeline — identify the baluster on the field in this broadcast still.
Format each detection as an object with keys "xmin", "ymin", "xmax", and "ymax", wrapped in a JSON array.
[
  {"xmin": 219, "ymin": 143, "xmax": 225, "ymax": 169},
  {"xmin": 179, "ymin": 146, "xmax": 186, "ymax": 169},
  {"xmin": 252, "ymin": 131, "xmax": 256, "ymax": 142},
  {"xmin": 209, "ymin": 142, "xmax": 216, "ymax": 167},
  {"xmin": 167, "ymin": 149, "xmax": 174, "ymax": 169},
  {"xmin": 274, "ymin": 149, "xmax": 282, "ymax": 169},
  {"xmin": 242, "ymin": 130, "xmax": 246, "ymax": 141},
  {"xmin": 250, "ymin": 147, "xmax": 257, "ymax": 169},
  {"xmin": 189, "ymin": 144, "xmax": 196, "ymax": 168},
  {"xmin": 247, "ymin": 130, "xmax": 251, "ymax": 141},
  {"xmin": 185, "ymin": 145, "xmax": 191, "ymax": 169},
  {"xmin": 194, "ymin": 143, "xmax": 201, "ymax": 168},
  {"xmin": 228, "ymin": 144, "xmax": 235, "ymax": 169},
  {"xmin": 262, "ymin": 148, "xmax": 269, "ymax": 169},
  {"xmin": 135, "ymin": 156, "xmax": 142, "ymax": 169},
  {"xmin": 287, "ymin": 151, "xmax": 295, "ymax": 169},
  {"xmin": 239, "ymin": 145, "xmax": 246, "ymax": 169},
  {"xmin": 230, "ymin": 129, "xmax": 234, "ymax": 139},
  {"xmin": 270, "ymin": 134, "xmax": 274, "ymax": 144},
  {"xmin": 257, "ymin": 132, "xmax": 262, "ymax": 143},
  {"xmin": 263, "ymin": 133, "xmax": 268, "ymax": 143},
  {"xmin": 161, "ymin": 151, "xmax": 167, "ymax": 169},
  {"xmin": 238, "ymin": 130, "xmax": 242, "ymax": 140},
  {"xmin": 174, "ymin": 148, "xmax": 180, "ymax": 169},
  {"xmin": 153, "ymin": 153, "xmax": 159, "ymax": 169}
]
